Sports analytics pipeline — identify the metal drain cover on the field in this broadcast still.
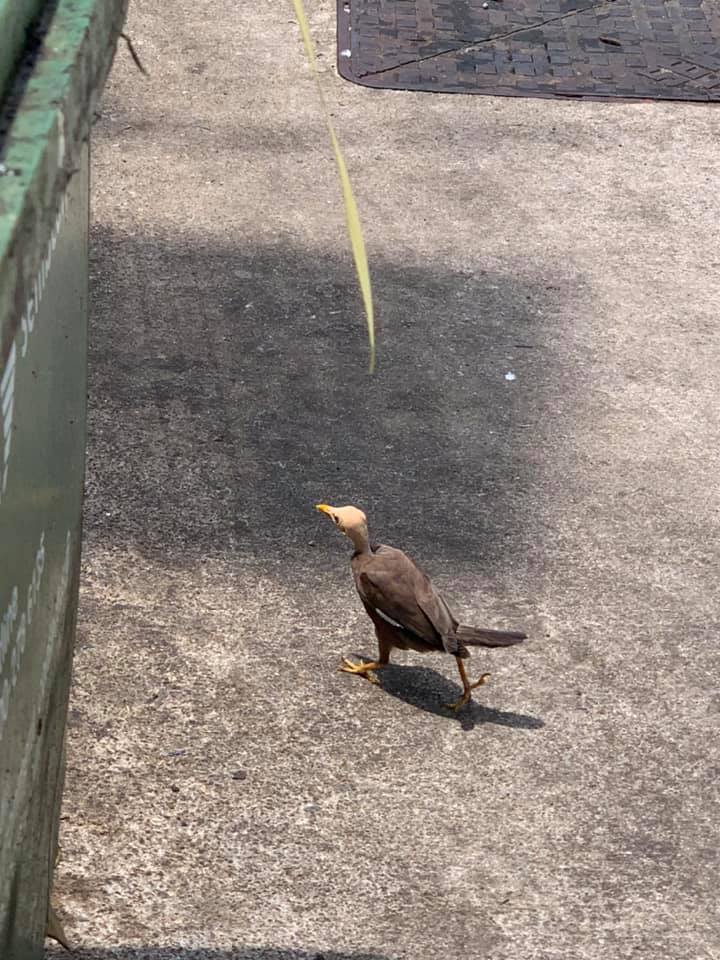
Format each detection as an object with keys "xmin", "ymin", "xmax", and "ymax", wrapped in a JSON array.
[{"xmin": 337, "ymin": 0, "xmax": 720, "ymax": 102}]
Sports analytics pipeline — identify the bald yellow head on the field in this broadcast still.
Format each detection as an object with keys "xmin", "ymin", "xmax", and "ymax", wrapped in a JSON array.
[{"xmin": 315, "ymin": 504, "xmax": 370, "ymax": 549}]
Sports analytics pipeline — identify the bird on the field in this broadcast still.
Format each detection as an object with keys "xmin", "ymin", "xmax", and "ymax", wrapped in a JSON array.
[{"xmin": 315, "ymin": 503, "xmax": 527, "ymax": 710}]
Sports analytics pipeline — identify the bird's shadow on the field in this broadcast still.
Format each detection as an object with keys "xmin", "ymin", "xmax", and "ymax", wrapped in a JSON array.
[{"xmin": 355, "ymin": 660, "xmax": 545, "ymax": 733}]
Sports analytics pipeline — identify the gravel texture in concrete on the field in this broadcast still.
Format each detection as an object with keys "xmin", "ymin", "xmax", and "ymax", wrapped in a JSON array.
[{"xmin": 49, "ymin": 1, "xmax": 720, "ymax": 959}]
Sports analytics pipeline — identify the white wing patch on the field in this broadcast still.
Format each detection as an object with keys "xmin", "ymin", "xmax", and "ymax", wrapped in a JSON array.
[{"xmin": 373, "ymin": 606, "xmax": 404, "ymax": 630}]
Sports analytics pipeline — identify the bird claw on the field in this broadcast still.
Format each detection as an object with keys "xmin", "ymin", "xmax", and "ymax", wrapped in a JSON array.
[
  {"xmin": 444, "ymin": 673, "xmax": 490, "ymax": 711},
  {"xmin": 444, "ymin": 696, "xmax": 469, "ymax": 711},
  {"xmin": 339, "ymin": 658, "xmax": 381, "ymax": 684}
]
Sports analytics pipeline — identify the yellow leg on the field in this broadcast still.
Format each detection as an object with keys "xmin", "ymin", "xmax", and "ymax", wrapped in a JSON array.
[{"xmin": 444, "ymin": 657, "xmax": 490, "ymax": 711}]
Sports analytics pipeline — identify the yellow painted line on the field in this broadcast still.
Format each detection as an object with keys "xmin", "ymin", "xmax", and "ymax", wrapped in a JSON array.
[{"xmin": 290, "ymin": 0, "xmax": 376, "ymax": 373}]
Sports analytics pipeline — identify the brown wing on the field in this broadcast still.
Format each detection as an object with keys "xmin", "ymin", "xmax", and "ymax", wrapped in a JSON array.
[{"xmin": 353, "ymin": 545, "xmax": 460, "ymax": 653}]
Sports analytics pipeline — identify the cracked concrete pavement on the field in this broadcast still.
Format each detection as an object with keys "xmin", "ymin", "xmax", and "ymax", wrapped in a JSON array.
[{"xmin": 48, "ymin": 1, "xmax": 720, "ymax": 959}]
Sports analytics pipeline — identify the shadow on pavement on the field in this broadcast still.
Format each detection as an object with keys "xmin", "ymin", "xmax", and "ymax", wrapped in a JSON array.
[
  {"xmin": 356, "ymin": 660, "xmax": 544, "ymax": 732},
  {"xmin": 86, "ymin": 223, "xmax": 564, "ymax": 586}
]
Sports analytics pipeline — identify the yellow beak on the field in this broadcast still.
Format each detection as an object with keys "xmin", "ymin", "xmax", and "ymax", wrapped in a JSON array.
[{"xmin": 315, "ymin": 503, "xmax": 333, "ymax": 516}]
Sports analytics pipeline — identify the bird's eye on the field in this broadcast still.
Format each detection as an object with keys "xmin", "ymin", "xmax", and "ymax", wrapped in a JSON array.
[{"xmin": 333, "ymin": 516, "xmax": 341, "ymax": 525}]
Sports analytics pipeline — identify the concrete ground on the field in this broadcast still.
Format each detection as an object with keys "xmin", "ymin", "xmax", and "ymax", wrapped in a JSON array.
[{"xmin": 49, "ymin": 1, "xmax": 719, "ymax": 959}]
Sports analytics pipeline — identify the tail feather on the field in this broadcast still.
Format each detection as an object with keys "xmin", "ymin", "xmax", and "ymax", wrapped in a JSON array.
[{"xmin": 455, "ymin": 624, "xmax": 527, "ymax": 647}]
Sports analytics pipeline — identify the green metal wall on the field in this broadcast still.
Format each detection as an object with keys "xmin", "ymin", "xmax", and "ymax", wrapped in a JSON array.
[
  {"xmin": 0, "ymin": 2, "xmax": 128, "ymax": 956},
  {"xmin": 0, "ymin": 146, "xmax": 88, "ymax": 959}
]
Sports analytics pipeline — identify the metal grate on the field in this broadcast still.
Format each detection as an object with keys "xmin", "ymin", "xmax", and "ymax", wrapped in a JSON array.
[{"xmin": 337, "ymin": 0, "xmax": 720, "ymax": 102}]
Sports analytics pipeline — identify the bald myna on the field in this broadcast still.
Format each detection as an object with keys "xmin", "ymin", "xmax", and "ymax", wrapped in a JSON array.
[{"xmin": 316, "ymin": 503, "xmax": 527, "ymax": 710}]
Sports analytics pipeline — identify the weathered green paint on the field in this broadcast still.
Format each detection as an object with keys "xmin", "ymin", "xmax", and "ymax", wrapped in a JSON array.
[
  {"xmin": 0, "ymin": 2, "xmax": 128, "ymax": 957},
  {"xmin": 0, "ymin": 146, "xmax": 87, "ymax": 960},
  {"xmin": 0, "ymin": 0, "xmax": 129, "ymax": 360},
  {"xmin": 0, "ymin": 0, "xmax": 47, "ymax": 105}
]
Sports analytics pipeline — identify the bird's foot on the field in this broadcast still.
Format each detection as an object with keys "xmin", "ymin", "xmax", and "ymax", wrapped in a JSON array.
[
  {"xmin": 339, "ymin": 657, "xmax": 383, "ymax": 685},
  {"xmin": 444, "ymin": 672, "xmax": 490, "ymax": 711},
  {"xmin": 445, "ymin": 691, "xmax": 471, "ymax": 711}
]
